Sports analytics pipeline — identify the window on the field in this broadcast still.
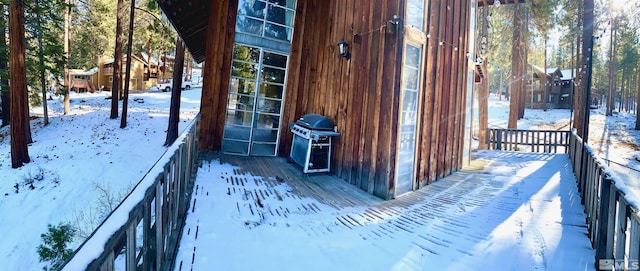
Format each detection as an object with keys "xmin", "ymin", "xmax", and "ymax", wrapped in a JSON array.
[
  {"xmin": 407, "ymin": 0, "xmax": 425, "ymax": 32},
  {"xmin": 236, "ymin": 0, "xmax": 296, "ymax": 43}
]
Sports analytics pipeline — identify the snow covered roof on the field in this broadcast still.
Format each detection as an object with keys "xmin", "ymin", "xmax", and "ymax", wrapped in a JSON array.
[
  {"xmin": 69, "ymin": 67, "xmax": 98, "ymax": 76},
  {"xmin": 559, "ymin": 69, "xmax": 579, "ymax": 81},
  {"xmin": 529, "ymin": 64, "xmax": 562, "ymax": 79},
  {"xmin": 138, "ymin": 52, "xmax": 162, "ymax": 65}
]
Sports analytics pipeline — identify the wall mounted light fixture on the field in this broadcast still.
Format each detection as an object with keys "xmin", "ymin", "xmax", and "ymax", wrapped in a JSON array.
[{"xmin": 338, "ymin": 39, "xmax": 351, "ymax": 60}]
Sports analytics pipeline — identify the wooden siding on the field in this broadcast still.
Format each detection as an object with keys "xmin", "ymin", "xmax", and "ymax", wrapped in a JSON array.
[
  {"xmin": 279, "ymin": 0, "xmax": 471, "ymax": 199},
  {"xmin": 196, "ymin": 0, "xmax": 474, "ymax": 199},
  {"xmin": 280, "ymin": 0, "xmax": 403, "ymax": 199},
  {"xmin": 199, "ymin": 0, "xmax": 238, "ymax": 151}
]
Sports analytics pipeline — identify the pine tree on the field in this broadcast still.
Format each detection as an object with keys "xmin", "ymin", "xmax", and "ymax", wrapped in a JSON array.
[
  {"xmin": 37, "ymin": 223, "xmax": 76, "ymax": 271},
  {"xmin": 9, "ymin": 0, "xmax": 31, "ymax": 168},
  {"xmin": 25, "ymin": 0, "xmax": 67, "ymax": 125},
  {"xmin": 120, "ymin": 0, "xmax": 135, "ymax": 128},
  {"xmin": 111, "ymin": 0, "xmax": 124, "ymax": 118},
  {"xmin": 63, "ymin": 0, "xmax": 71, "ymax": 115},
  {"xmin": 0, "ymin": 4, "xmax": 9, "ymax": 127},
  {"xmin": 71, "ymin": 0, "xmax": 116, "ymax": 70},
  {"xmin": 508, "ymin": 4, "xmax": 525, "ymax": 129}
]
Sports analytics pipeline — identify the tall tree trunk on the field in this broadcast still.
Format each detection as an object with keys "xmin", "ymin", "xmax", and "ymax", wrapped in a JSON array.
[
  {"xmin": 579, "ymin": 0, "xmax": 594, "ymax": 142},
  {"xmin": 23, "ymin": 73, "xmax": 32, "ymax": 144},
  {"xmin": 518, "ymin": 12, "xmax": 529, "ymax": 119},
  {"xmin": 38, "ymin": 12, "xmax": 49, "ymax": 126},
  {"xmin": 120, "ymin": 0, "xmax": 135, "ymax": 128},
  {"xmin": 570, "ymin": 39, "xmax": 576, "ymax": 128},
  {"xmin": 63, "ymin": 0, "xmax": 71, "ymax": 115},
  {"xmin": 111, "ymin": 0, "xmax": 124, "ymax": 118},
  {"xmin": 9, "ymin": 0, "xmax": 30, "ymax": 168},
  {"xmin": 518, "ymin": 64, "xmax": 526, "ymax": 118},
  {"xmin": 146, "ymin": 37, "xmax": 152, "ymax": 79},
  {"xmin": 607, "ymin": 15, "xmax": 617, "ymax": 116},
  {"xmin": 508, "ymin": 4, "xmax": 524, "ymax": 129},
  {"xmin": 573, "ymin": 4, "xmax": 584, "ymax": 133},
  {"xmin": 498, "ymin": 70, "xmax": 503, "ymax": 101},
  {"xmin": 165, "ymin": 37, "xmax": 185, "ymax": 146},
  {"xmin": 544, "ymin": 38, "xmax": 549, "ymax": 111},
  {"xmin": 636, "ymin": 66, "xmax": 640, "ymax": 129},
  {"xmin": 185, "ymin": 53, "xmax": 192, "ymax": 82},
  {"xmin": 624, "ymin": 75, "xmax": 627, "ymax": 112},
  {"xmin": 0, "ymin": 4, "xmax": 9, "ymax": 127},
  {"xmin": 478, "ymin": 7, "xmax": 489, "ymax": 150},
  {"xmin": 161, "ymin": 51, "xmax": 167, "ymax": 80}
]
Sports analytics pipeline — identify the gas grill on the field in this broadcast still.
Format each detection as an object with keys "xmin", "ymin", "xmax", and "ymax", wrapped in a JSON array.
[{"xmin": 289, "ymin": 114, "xmax": 340, "ymax": 173}]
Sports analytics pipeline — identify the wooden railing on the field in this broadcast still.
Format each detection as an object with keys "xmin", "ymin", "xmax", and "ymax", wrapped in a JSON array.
[
  {"xmin": 61, "ymin": 115, "xmax": 201, "ymax": 271},
  {"xmin": 488, "ymin": 128, "xmax": 570, "ymax": 153},
  {"xmin": 568, "ymin": 130, "xmax": 640, "ymax": 269},
  {"xmin": 103, "ymin": 67, "xmax": 114, "ymax": 75}
]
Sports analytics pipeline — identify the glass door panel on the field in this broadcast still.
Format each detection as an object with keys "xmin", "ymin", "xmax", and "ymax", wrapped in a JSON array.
[
  {"xmin": 223, "ymin": 44, "xmax": 288, "ymax": 156},
  {"xmin": 396, "ymin": 43, "xmax": 422, "ymax": 195}
]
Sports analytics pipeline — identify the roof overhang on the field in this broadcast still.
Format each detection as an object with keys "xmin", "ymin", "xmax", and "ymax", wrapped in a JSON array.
[
  {"xmin": 156, "ymin": 0, "xmax": 210, "ymax": 63},
  {"xmin": 157, "ymin": 0, "xmax": 527, "ymax": 63}
]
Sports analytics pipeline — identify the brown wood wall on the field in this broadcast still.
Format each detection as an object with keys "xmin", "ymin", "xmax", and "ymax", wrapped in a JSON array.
[
  {"xmin": 280, "ymin": 0, "xmax": 403, "ymax": 199},
  {"xmin": 280, "ymin": 0, "xmax": 471, "ymax": 199},
  {"xmin": 199, "ymin": 0, "xmax": 473, "ymax": 199},
  {"xmin": 199, "ymin": 0, "xmax": 238, "ymax": 151}
]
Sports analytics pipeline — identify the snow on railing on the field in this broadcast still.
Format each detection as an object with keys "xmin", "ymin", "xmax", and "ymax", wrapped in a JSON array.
[
  {"xmin": 488, "ymin": 128, "xmax": 570, "ymax": 153},
  {"xmin": 60, "ymin": 114, "xmax": 201, "ymax": 271},
  {"xmin": 568, "ymin": 130, "xmax": 640, "ymax": 268}
]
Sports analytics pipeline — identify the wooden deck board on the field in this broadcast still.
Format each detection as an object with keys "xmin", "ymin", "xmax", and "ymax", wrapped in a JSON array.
[
  {"xmin": 177, "ymin": 152, "xmax": 595, "ymax": 270},
  {"xmin": 202, "ymin": 153, "xmax": 384, "ymax": 208}
]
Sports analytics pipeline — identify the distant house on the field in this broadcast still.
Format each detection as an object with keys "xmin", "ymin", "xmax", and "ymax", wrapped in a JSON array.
[
  {"xmin": 136, "ymin": 52, "xmax": 176, "ymax": 82},
  {"xmin": 97, "ymin": 54, "xmax": 163, "ymax": 91},
  {"xmin": 69, "ymin": 68, "xmax": 98, "ymax": 92},
  {"xmin": 527, "ymin": 64, "xmax": 576, "ymax": 109}
]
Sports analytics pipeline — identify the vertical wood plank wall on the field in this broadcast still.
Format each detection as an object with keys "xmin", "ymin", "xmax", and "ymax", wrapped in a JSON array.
[
  {"xmin": 280, "ymin": 0, "xmax": 472, "ymax": 199},
  {"xmin": 199, "ymin": 0, "xmax": 238, "ymax": 151},
  {"xmin": 198, "ymin": 0, "xmax": 474, "ymax": 199}
]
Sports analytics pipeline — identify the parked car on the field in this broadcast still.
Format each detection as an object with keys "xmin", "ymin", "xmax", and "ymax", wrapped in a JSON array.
[{"xmin": 155, "ymin": 78, "xmax": 192, "ymax": 92}]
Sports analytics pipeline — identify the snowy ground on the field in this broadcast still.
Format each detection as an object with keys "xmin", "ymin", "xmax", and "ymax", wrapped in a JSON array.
[
  {"xmin": 174, "ymin": 151, "xmax": 594, "ymax": 270},
  {"xmin": 484, "ymin": 95, "xmax": 640, "ymax": 200},
  {"xmin": 0, "ymin": 89, "xmax": 201, "ymax": 271}
]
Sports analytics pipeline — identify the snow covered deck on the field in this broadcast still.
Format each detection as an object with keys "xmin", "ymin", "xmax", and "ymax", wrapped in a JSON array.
[{"xmin": 174, "ymin": 151, "xmax": 595, "ymax": 270}]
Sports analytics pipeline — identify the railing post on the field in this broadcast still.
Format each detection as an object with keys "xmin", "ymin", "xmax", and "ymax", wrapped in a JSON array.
[
  {"xmin": 496, "ymin": 129, "xmax": 502, "ymax": 150},
  {"xmin": 142, "ymin": 200, "xmax": 152, "ymax": 271},
  {"xmin": 155, "ymin": 179, "xmax": 163, "ymax": 271},
  {"xmin": 126, "ymin": 222, "xmax": 136, "ymax": 271},
  {"xmin": 630, "ymin": 217, "xmax": 640, "ymax": 263},
  {"xmin": 596, "ymin": 176, "xmax": 614, "ymax": 262},
  {"xmin": 576, "ymin": 141, "xmax": 583, "ymax": 184},
  {"xmin": 615, "ymin": 198, "xmax": 628, "ymax": 261},
  {"xmin": 99, "ymin": 251, "xmax": 114, "ymax": 271}
]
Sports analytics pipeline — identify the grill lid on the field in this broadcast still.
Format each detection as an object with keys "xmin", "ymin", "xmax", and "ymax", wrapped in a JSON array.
[{"xmin": 295, "ymin": 114, "xmax": 334, "ymax": 130}]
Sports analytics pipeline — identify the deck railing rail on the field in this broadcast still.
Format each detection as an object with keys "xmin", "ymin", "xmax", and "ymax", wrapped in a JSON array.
[
  {"xmin": 61, "ymin": 114, "xmax": 201, "ymax": 271},
  {"xmin": 568, "ymin": 130, "xmax": 640, "ymax": 269},
  {"xmin": 488, "ymin": 128, "xmax": 570, "ymax": 153}
]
